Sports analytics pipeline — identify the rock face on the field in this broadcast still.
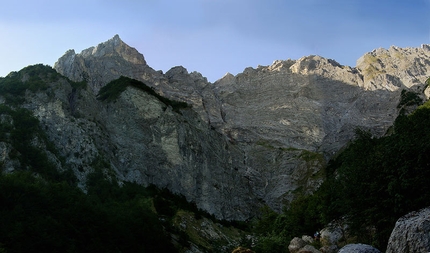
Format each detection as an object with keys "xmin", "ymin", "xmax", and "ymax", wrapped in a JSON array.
[
  {"xmin": 15, "ymin": 35, "xmax": 428, "ymax": 220},
  {"xmin": 23, "ymin": 77, "xmax": 259, "ymax": 220},
  {"xmin": 386, "ymin": 207, "xmax": 430, "ymax": 253}
]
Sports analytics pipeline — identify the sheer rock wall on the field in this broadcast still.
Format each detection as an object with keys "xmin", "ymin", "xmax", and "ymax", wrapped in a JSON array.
[{"xmin": 49, "ymin": 36, "xmax": 430, "ymax": 219}]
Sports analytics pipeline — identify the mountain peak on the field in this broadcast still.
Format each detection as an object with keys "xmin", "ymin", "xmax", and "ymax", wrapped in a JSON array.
[
  {"xmin": 54, "ymin": 35, "xmax": 152, "ymax": 93},
  {"xmin": 79, "ymin": 35, "xmax": 146, "ymax": 65},
  {"xmin": 111, "ymin": 34, "xmax": 121, "ymax": 43}
]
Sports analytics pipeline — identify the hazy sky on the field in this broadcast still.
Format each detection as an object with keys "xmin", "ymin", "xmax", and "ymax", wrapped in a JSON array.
[{"xmin": 1, "ymin": 0, "xmax": 429, "ymax": 82}]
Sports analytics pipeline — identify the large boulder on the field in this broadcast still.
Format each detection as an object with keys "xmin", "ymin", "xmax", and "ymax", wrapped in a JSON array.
[
  {"xmin": 302, "ymin": 235, "xmax": 314, "ymax": 244},
  {"xmin": 288, "ymin": 236, "xmax": 321, "ymax": 253},
  {"xmin": 298, "ymin": 245, "xmax": 321, "ymax": 253},
  {"xmin": 386, "ymin": 207, "xmax": 430, "ymax": 253},
  {"xmin": 288, "ymin": 237, "xmax": 307, "ymax": 253},
  {"xmin": 337, "ymin": 244, "xmax": 381, "ymax": 253},
  {"xmin": 319, "ymin": 221, "xmax": 348, "ymax": 253}
]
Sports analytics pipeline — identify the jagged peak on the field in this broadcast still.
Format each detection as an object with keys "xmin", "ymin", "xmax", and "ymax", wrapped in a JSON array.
[
  {"xmin": 54, "ymin": 35, "xmax": 154, "ymax": 93},
  {"xmin": 422, "ymin": 44, "xmax": 430, "ymax": 51},
  {"xmin": 214, "ymin": 72, "xmax": 236, "ymax": 86},
  {"xmin": 354, "ymin": 44, "xmax": 430, "ymax": 90},
  {"xmin": 81, "ymin": 34, "xmax": 146, "ymax": 65},
  {"xmin": 64, "ymin": 35, "xmax": 146, "ymax": 66},
  {"xmin": 223, "ymin": 72, "xmax": 234, "ymax": 78},
  {"xmin": 89, "ymin": 34, "xmax": 124, "ymax": 52},
  {"xmin": 165, "ymin": 66, "xmax": 189, "ymax": 79},
  {"xmin": 64, "ymin": 49, "xmax": 76, "ymax": 55},
  {"xmin": 165, "ymin": 66, "xmax": 208, "ymax": 84},
  {"xmin": 359, "ymin": 43, "xmax": 430, "ymax": 62},
  {"xmin": 109, "ymin": 34, "xmax": 122, "ymax": 45},
  {"xmin": 288, "ymin": 55, "xmax": 342, "ymax": 75},
  {"xmin": 232, "ymin": 55, "xmax": 343, "ymax": 78},
  {"xmin": 267, "ymin": 59, "xmax": 296, "ymax": 72}
]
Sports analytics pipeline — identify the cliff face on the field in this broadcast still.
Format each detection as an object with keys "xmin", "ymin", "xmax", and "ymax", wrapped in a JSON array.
[{"xmin": 9, "ymin": 35, "xmax": 429, "ymax": 220}]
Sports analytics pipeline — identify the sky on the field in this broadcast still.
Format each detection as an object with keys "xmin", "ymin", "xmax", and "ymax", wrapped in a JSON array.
[{"xmin": 1, "ymin": 0, "xmax": 429, "ymax": 82}]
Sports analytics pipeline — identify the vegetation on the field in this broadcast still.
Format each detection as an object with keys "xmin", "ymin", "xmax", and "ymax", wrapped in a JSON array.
[
  {"xmin": 0, "ymin": 170, "xmax": 177, "ymax": 253},
  {"xmin": 299, "ymin": 149, "xmax": 325, "ymax": 164},
  {"xmin": 0, "ymin": 64, "xmax": 87, "ymax": 111},
  {"xmin": 0, "ymin": 64, "xmax": 61, "ymax": 104},
  {"xmin": 97, "ymin": 76, "xmax": 191, "ymax": 112},
  {"xmin": 250, "ymin": 194, "xmax": 324, "ymax": 252},
  {"xmin": 361, "ymin": 54, "xmax": 385, "ymax": 79},
  {"xmin": 397, "ymin": 89, "xmax": 423, "ymax": 113},
  {"xmin": 251, "ymin": 99, "xmax": 430, "ymax": 252},
  {"xmin": 0, "ymin": 162, "xmax": 247, "ymax": 252},
  {"xmin": 0, "ymin": 105, "xmax": 73, "ymax": 183}
]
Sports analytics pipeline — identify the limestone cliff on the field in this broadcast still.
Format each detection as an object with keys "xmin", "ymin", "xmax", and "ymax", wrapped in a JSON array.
[{"xmin": 6, "ymin": 35, "xmax": 428, "ymax": 220}]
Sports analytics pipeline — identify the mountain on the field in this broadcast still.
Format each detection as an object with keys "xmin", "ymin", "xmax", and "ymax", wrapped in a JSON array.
[{"xmin": 1, "ymin": 35, "xmax": 430, "ymax": 221}]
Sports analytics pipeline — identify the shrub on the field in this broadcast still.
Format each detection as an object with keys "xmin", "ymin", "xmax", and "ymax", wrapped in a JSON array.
[{"xmin": 0, "ymin": 64, "xmax": 60, "ymax": 105}]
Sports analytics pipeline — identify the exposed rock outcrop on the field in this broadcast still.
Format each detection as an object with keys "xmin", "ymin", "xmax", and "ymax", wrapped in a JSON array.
[
  {"xmin": 386, "ymin": 207, "xmax": 430, "ymax": 253},
  {"xmin": 357, "ymin": 45, "xmax": 430, "ymax": 91}
]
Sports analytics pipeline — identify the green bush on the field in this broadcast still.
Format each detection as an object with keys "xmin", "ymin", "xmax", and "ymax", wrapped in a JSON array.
[
  {"xmin": 397, "ymin": 89, "xmax": 423, "ymax": 114},
  {"xmin": 0, "ymin": 64, "xmax": 60, "ymax": 105},
  {"xmin": 253, "ymin": 234, "xmax": 287, "ymax": 253}
]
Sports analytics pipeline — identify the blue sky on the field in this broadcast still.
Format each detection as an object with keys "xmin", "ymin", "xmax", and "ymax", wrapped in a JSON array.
[{"xmin": 1, "ymin": 0, "xmax": 429, "ymax": 82}]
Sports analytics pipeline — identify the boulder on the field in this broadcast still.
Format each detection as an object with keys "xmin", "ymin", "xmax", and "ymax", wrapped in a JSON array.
[
  {"xmin": 320, "ymin": 221, "xmax": 348, "ymax": 253},
  {"xmin": 302, "ymin": 235, "xmax": 314, "ymax": 244},
  {"xmin": 386, "ymin": 207, "xmax": 430, "ymax": 253},
  {"xmin": 231, "ymin": 247, "xmax": 255, "ymax": 253},
  {"xmin": 288, "ymin": 237, "xmax": 307, "ymax": 253},
  {"xmin": 288, "ymin": 237, "xmax": 321, "ymax": 253},
  {"xmin": 338, "ymin": 244, "xmax": 381, "ymax": 253},
  {"xmin": 298, "ymin": 244, "xmax": 321, "ymax": 253}
]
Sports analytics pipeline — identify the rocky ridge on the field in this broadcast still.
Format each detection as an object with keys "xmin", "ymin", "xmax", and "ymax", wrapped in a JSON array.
[{"xmin": 9, "ymin": 35, "xmax": 429, "ymax": 220}]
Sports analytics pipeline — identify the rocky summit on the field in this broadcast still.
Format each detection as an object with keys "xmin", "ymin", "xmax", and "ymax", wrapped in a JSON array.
[{"xmin": 5, "ymin": 35, "xmax": 430, "ymax": 220}]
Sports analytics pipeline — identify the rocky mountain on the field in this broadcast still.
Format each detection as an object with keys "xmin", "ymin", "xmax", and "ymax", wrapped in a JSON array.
[{"xmin": 2, "ymin": 35, "xmax": 430, "ymax": 221}]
